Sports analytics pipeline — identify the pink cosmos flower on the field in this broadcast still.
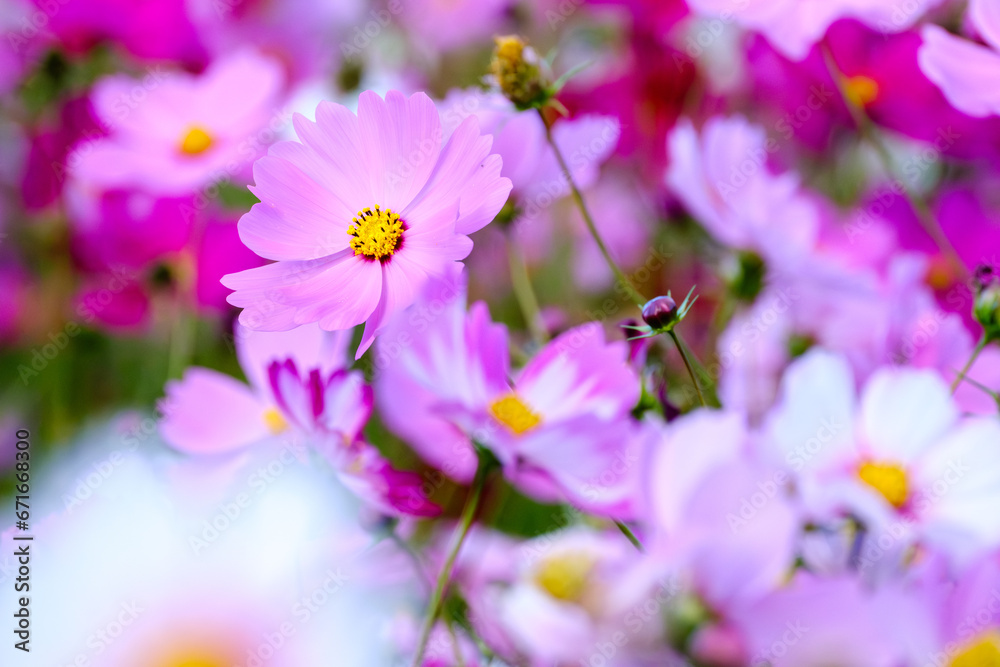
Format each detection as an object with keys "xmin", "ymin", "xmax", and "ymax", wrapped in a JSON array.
[
  {"xmin": 666, "ymin": 116, "xmax": 820, "ymax": 269},
  {"xmin": 376, "ymin": 275, "xmax": 642, "ymax": 516},
  {"xmin": 222, "ymin": 90, "xmax": 512, "ymax": 359},
  {"xmin": 921, "ymin": 552, "xmax": 1000, "ymax": 665},
  {"xmin": 687, "ymin": 0, "xmax": 946, "ymax": 60},
  {"xmin": 920, "ymin": 0, "xmax": 1000, "ymax": 118},
  {"xmin": 161, "ymin": 322, "xmax": 437, "ymax": 517},
  {"xmin": 71, "ymin": 50, "xmax": 285, "ymax": 196},
  {"xmin": 729, "ymin": 575, "xmax": 923, "ymax": 667},
  {"xmin": 480, "ymin": 528, "xmax": 639, "ymax": 666},
  {"xmin": 161, "ymin": 322, "xmax": 349, "ymax": 454},
  {"xmin": 643, "ymin": 410, "xmax": 799, "ymax": 609},
  {"xmin": 763, "ymin": 349, "xmax": 1000, "ymax": 564}
]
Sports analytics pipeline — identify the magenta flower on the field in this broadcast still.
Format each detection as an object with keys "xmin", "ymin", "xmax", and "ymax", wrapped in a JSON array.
[{"xmin": 222, "ymin": 90, "xmax": 512, "ymax": 359}]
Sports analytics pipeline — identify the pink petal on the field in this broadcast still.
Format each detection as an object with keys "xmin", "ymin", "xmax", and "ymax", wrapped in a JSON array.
[
  {"xmin": 359, "ymin": 90, "xmax": 443, "ymax": 211},
  {"xmin": 919, "ymin": 25, "xmax": 1000, "ymax": 118},
  {"xmin": 160, "ymin": 368, "xmax": 271, "ymax": 454},
  {"xmin": 405, "ymin": 116, "xmax": 510, "ymax": 235},
  {"xmin": 292, "ymin": 102, "xmax": 374, "ymax": 210},
  {"xmin": 222, "ymin": 250, "xmax": 383, "ymax": 333},
  {"xmin": 235, "ymin": 321, "xmax": 350, "ymax": 392},
  {"xmin": 972, "ymin": 0, "xmax": 1000, "ymax": 53},
  {"xmin": 241, "ymin": 154, "xmax": 353, "ymax": 260}
]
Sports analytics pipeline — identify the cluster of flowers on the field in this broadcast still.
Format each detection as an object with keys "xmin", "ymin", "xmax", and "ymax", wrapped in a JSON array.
[{"xmin": 3, "ymin": 0, "xmax": 1000, "ymax": 665}]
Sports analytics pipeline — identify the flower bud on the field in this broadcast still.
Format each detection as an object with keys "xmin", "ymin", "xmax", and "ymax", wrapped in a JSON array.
[
  {"xmin": 975, "ymin": 282, "xmax": 1000, "ymax": 342},
  {"xmin": 491, "ymin": 35, "xmax": 548, "ymax": 109},
  {"xmin": 642, "ymin": 295, "xmax": 679, "ymax": 331}
]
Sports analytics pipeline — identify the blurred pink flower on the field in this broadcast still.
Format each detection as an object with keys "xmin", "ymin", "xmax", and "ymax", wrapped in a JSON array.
[
  {"xmin": 764, "ymin": 349, "xmax": 1000, "ymax": 563},
  {"xmin": 729, "ymin": 575, "xmax": 921, "ymax": 667},
  {"xmin": 223, "ymin": 90, "xmax": 511, "ymax": 359},
  {"xmin": 489, "ymin": 528, "xmax": 639, "ymax": 665},
  {"xmin": 187, "ymin": 0, "xmax": 364, "ymax": 84},
  {"xmin": 161, "ymin": 322, "xmax": 437, "ymax": 517},
  {"xmin": 666, "ymin": 115, "xmax": 820, "ymax": 268},
  {"xmin": 71, "ymin": 50, "xmax": 285, "ymax": 195},
  {"xmin": 920, "ymin": 0, "xmax": 1000, "ymax": 118},
  {"xmin": 688, "ymin": 0, "xmax": 946, "ymax": 60},
  {"xmin": 192, "ymin": 214, "xmax": 267, "ymax": 313},
  {"xmin": 161, "ymin": 322, "xmax": 349, "ymax": 454},
  {"xmin": 644, "ymin": 410, "xmax": 799, "ymax": 608},
  {"xmin": 66, "ymin": 187, "xmax": 195, "ymax": 272}
]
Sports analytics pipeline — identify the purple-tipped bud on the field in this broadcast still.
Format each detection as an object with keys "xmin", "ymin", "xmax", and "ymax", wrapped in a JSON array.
[
  {"xmin": 974, "ymin": 266, "xmax": 1000, "ymax": 342},
  {"xmin": 642, "ymin": 295, "xmax": 679, "ymax": 331}
]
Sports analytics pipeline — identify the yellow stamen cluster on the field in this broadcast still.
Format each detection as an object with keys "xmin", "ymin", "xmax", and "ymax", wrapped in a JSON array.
[
  {"xmin": 844, "ymin": 75, "xmax": 879, "ymax": 108},
  {"xmin": 491, "ymin": 35, "xmax": 547, "ymax": 109},
  {"xmin": 347, "ymin": 206, "xmax": 404, "ymax": 261},
  {"xmin": 858, "ymin": 461, "xmax": 909, "ymax": 509},
  {"xmin": 262, "ymin": 406, "xmax": 289, "ymax": 434},
  {"xmin": 534, "ymin": 553, "xmax": 596, "ymax": 603},
  {"xmin": 951, "ymin": 633, "xmax": 1000, "ymax": 667},
  {"xmin": 180, "ymin": 126, "xmax": 213, "ymax": 155},
  {"xmin": 489, "ymin": 393, "xmax": 541, "ymax": 435}
]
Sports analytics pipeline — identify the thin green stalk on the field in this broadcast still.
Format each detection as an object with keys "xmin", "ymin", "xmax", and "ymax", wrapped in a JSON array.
[
  {"xmin": 411, "ymin": 456, "xmax": 494, "ymax": 667},
  {"xmin": 951, "ymin": 336, "xmax": 988, "ymax": 394},
  {"xmin": 507, "ymin": 238, "xmax": 549, "ymax": 344},
  {"xmin": 668, "ymin": 331, "xmax": 707, "ymax": 408},
  {"xmin": 614, "ymin": 520, "xmax": 644, "ymax": 552},
  {"xmin": 538, "ymin": 109, "xmax": 646, "ymax": 308},
  {"xmin": 167, "ymin": 303, "xmax": 195, "ymax": 381},
  {"xmin": 820, "ymin": 43, "xmax": 968, "ymax": 281}
]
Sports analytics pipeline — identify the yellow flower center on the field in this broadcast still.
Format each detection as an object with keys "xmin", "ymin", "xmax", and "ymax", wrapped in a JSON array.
[
  {"xmin": 534, "ymin": 552, "xmax": 595, "ymax": 603},
  {"xmin": 179, "ymin": 126, "xmax": 213, "ymax": 155},
  {"xmin": 262, "ymin": 406, "xmax": 289, "ymax": 434},
  {"xmin": 154, "ymin": 645, "xmax": 234, "ymax": 667},
  {"xmin": 858, "ymin": 461, "xmax": 909, "ymax": 509},
  {"xmin": 952, "ymin": 633, "xmax": 1000, "ymax": 667},
  {"xmin": 844, "ymin": 75, "xmax": 879, "ymax": 108},
  {"xmin": 489, "ymin": 393, "xmax": 541, "ymax": 435},
  {"xmin": 347, "ymin": 206, "xmax": 404, "ymax": 261}
]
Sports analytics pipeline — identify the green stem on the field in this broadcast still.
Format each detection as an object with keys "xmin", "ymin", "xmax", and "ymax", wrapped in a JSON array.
[
  {"xmin": 507, "ymin": 238, "xmax": 549, "ymax": 344},
  {"xmin": 820, "ymin": 43, "xmax": 968, "ymax": 281},
  {"xmin": 167, "ymin": 302, "xmax": 195, "ymax": 381},
  {"xmin": 411, "ymin": 456, "xmax": 494, "ymax": 667},
  {"xmin": 951, "ymin": 336, "xmax": 988, "ymax": 394},
  {"xmin": 668, "ymin": 331, "xmax": 708, "ymax": 408},
  {"xmin": 614, "ymin": 519, "xmax": 644, "ymax": 552},
  {"xmin": 538, "ymin": 109, "xmax": 646, "ymax": 308}
]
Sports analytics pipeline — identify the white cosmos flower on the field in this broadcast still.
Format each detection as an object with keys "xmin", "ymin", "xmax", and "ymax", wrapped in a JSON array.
[{"xmin": 763, "ymin": 349, "xmax": 1000, "ymax": 564}]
